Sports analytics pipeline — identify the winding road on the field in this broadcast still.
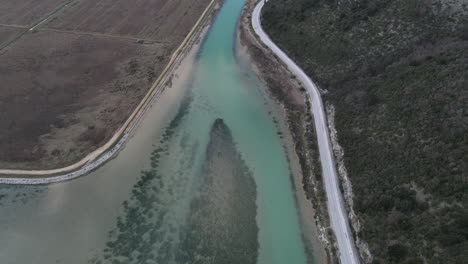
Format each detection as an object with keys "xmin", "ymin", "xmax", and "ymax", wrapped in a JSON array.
[{"xmin": 252, "ymin": 1, "xmax": 360, "ymax": 264}]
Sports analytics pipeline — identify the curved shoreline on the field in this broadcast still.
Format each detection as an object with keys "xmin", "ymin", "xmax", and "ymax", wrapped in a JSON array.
[
  {"xmin": 251, "ymin": 1, "xmax": 360, "ymax": 264},
  {"xmin": 0, "ymin": 0, "xmax": 218, "ymax": 184}
]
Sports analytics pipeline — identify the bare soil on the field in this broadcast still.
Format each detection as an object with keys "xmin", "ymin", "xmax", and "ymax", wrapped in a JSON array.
[
  {"xmin": 48, "ymin": 0, "xmax": 210, "ymax": 42},
  {"xmin": 0, "ymin": 31, "xmax": 171, "ymax": 169},
  {"xmin": 0, "ymin": 0, "xmax": 65, "ymax": 25},
  {"xmin": 0, "ymin": 27, "xmax": 23, "ymax": 46},
  {"xmin": 0, "ymin": 0, "xmax": 211, "ymax": 170}
]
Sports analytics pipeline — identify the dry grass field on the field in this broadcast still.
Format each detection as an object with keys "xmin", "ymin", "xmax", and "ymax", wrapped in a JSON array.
[{"xmin": 0, "ymin": 0, "xmax": 211, "ymax": 170}]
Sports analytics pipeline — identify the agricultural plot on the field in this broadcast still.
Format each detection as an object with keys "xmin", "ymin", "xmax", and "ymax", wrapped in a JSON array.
[
  {"xmin": 48, "ymin": 0, "xmax": 210, "ymax": 42},
  {"xmin": 0, "ymin": 0, "xmax": 65, "ymax": 25},
  {"xmin": 0, "ymin": 27, "xmax": 24, "ymax": 46},
  {"xmin": 0, "ymin": 30, "xmax": 171, "ymax": 169},
  {"xmin": 0, "ymin": 0, "xmax": 211, "ymax": 170}
]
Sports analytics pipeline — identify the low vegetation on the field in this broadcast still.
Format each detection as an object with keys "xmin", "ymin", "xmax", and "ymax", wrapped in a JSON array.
[{"xmin": 262, "ymin": 0, "xmax": 467, "ymax": 263}]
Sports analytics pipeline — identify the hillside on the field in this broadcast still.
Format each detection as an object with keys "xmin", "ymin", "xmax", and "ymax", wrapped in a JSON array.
[{"xmin": 262, "ymin": 0, "xmax": 467, "ymax": 263}]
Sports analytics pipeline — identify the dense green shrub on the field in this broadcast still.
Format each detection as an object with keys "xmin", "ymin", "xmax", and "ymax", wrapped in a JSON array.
[{"xmin": 262, "ymin": 0, "xmax": 467, "ymax": 262}]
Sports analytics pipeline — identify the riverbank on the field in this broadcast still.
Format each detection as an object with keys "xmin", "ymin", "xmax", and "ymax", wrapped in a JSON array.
[
  {"xmin": 238, "ymin": 0, "xmax": 334, "ymax": 262},
  {"xmin": 249, "ymin": 1, "xmax": 362, "ymax": 263},
  {"xmin": 0, "ymin": 0, "xmax": 221, "ymax": 183}
]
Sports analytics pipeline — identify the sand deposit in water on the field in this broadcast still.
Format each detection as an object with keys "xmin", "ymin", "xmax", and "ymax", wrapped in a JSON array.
[{"xmin": 0, "ymin": 0, "xmax": 322, "ymax": 263}]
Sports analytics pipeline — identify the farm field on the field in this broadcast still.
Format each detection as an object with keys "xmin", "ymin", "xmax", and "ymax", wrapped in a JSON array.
[
  {"xmin": 0, "ymin": 0, "xmax": 211, "ymax": 170},
  {"xmin": 47, "ymin": 0, "xmax": 210, "ymax": 42},
  {"xmin": 0, "ymin": 27, "xmax": 24, "ymax": 46},
  {"xmin": 0, "ymin": 0, "xmax": 65, "ymax": 25}
]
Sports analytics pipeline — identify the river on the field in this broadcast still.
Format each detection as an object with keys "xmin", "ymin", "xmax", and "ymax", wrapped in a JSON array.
[{"xmin": 0, "ymin": 0, "xmax": 322, "ymax": 263}]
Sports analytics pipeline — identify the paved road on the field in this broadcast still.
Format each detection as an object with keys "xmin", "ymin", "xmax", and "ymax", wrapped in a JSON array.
[{"xmin": 252, "ymin": 1, "xmax": 360, "ymax": 264}]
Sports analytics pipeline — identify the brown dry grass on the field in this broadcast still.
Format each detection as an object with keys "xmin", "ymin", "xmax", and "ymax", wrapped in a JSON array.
[
  {"xmin": 0, "ymin": 30, "xmax": 170, "ymax": 169},
  {"xmin": 0, "ymin": 0, "xmax": 211, "ymax": 170}
]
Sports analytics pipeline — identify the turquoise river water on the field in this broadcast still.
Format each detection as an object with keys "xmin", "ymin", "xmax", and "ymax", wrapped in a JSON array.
[{"xmin": 0, "ymin": 0, "xmax": 320, "ymax": 263}]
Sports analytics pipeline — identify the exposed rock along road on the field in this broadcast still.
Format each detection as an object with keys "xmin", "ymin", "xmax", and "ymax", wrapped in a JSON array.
[{"xmin": 252, "ymin": 1, "xmax": 360, "ymax": 264}]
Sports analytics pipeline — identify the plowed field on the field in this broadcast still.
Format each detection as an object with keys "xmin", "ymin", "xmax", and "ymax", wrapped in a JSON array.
[
  {"xmin": 48, "ymin": 0, "xmax": 210, "ymax": 42},
  {"xmin": 0, "ymin": 27, "xmax": 23, "ymax": 46},
  {"xmin": 0, "ymin": 0, "xmax": 65, "ymax": 25}
]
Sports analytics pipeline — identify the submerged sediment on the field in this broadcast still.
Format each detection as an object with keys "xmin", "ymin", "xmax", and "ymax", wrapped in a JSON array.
[
  {"xmin": 89, "ymin": 117, "xmax": 258, "ymax": 264},
  {"xmin": 178, "ymin": 118, "xmax": 258, "ymax": 264}
]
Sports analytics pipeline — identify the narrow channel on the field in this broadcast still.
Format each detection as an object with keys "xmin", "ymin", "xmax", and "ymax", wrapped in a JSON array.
[{"xmin": 0, "ymin": 0, "xmax": 319, "ymax": 263}]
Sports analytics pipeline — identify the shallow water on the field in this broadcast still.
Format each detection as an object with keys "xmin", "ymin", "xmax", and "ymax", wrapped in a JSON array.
[{"xmin": 0, "ymin": 0, "xmax": 317, "ymax": 263}]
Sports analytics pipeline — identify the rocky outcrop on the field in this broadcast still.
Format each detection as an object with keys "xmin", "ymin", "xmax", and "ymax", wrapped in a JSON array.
[{"xmin": 326, "ymin": 104, "xmax": 372, "ymax": 264}]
